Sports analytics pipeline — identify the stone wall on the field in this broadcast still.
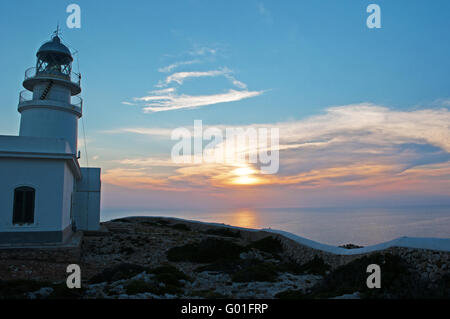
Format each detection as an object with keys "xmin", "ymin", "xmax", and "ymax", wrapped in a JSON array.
[
  {"xmin": 258, "ymin": 231, "xmax": 450, "ymax": 286},
  {"xmin": 0, "ymin": 232, "xmax": 83, "ymax": 263},
  {"xmin": 0, "ymin": 246, "xmax": 81, "ymax": 263}
]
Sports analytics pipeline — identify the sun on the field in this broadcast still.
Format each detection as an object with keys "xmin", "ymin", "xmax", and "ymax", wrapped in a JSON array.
[{"xmin": 230, "ymin": 166, "xmax": 261, "ymax": 185}]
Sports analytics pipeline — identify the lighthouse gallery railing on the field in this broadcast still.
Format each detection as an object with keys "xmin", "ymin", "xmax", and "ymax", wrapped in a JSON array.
[
  {"xmin": 24, "ymin": 67, "xmax": 81, "ymax": 87},
  {"xmin": 19, "ymin": 90, "xmax": 83, "ymax": 109}
]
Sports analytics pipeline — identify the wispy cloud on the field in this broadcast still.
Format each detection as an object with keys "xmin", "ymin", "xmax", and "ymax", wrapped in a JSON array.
[
  {"xmin": 142, "ymin": 89, "xmax": 264, "ymax": 112},
  {"xmin": 123, "ymin": 47, "xmax": 263, "ymax": 112},
  {"xmin": 164, "ymin": 68, "xmax": 231, "ymax": 86},
  {"xmin": 158, "ymin": 60, "xmax": 201, "ymax": 73},
  {"xmin": 102, "ymin": 127, "xmax": 174, "ymax": 137},
  {"xmin": 188, "ymin": 47, "xmax": 217, "ymax": 56}
]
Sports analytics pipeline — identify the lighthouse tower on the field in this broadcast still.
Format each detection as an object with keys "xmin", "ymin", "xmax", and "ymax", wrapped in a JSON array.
[
  {"xmin": 19, "ymin": 33, "xmax": 82, "ymax": 154},
  {"xmin": 0, "ymin": 32, "xmax": 101, "ymax": 245}
]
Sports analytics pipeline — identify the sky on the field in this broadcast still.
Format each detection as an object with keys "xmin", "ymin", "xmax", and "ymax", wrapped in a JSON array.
[{"xmin": 0, "ymin": 0, "xmax": 449, "ymax": 212}]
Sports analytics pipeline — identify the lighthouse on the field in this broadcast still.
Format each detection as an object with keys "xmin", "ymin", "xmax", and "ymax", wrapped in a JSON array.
[
  {"xmin": 0, "ymin": 32, "xmax": 101, "ymax": 245},
  {"xmin": 19, "ymin": 34, "xmax": 82, "ymax": 153}
]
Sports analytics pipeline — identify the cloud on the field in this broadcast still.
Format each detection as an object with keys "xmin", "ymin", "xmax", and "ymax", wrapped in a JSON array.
[
  {"xmin": 127, "ymin": 68, "xmax": 259, "ymax": 112},
  {"xmin": 103, "ymin": 104, "xmax": 450, "ymax": 195},
  {"xmin": 123, "ymin": 44, "xmax": 260, "ymax": 112},
  {"xmin": 103, "ymin": 127, "xmax": 174, "ymax": 137},
  {"xmin": 188, "ymin": 47, "xmax": 217, "ymax": 56},
  {"xmin": 149, "ymin": 88, "xmax": 176, "ymax": 95},
  {"xmin": 224, "ymin": 74, "xmax": 248, "ymax": 89},
  {"xmin": 158, "ymin": 60, "xmax": 201, "ymax": 73},
  {"xmin": 142, "ymin": 89, "xmax": 264, "ymax": 112},
  {"xmin": 163, "ymin": 68, "xmax": 231, "ymax": 86}
]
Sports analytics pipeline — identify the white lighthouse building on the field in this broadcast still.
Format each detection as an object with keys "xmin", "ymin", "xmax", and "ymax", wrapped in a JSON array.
[{"xmin": 0, "ymin": 32, "xmax": 101, "ymax": 244}]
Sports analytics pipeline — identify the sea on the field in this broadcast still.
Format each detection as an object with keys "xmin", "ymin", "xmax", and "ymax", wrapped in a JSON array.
[{"xmin": 101, "ymin": 206, "xmax": 450, "ymax": 246}]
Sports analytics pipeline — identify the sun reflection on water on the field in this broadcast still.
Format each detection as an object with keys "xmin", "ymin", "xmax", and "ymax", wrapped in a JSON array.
[{"xmin": 225, "ymin": 209, "xmax": 260, "ymax": 229}]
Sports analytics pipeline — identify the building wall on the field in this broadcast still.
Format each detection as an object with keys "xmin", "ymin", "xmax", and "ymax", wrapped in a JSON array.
[
  {"xmin": 19, "ymin": 108, "xmax": 79, "ymax": 154},
  {"xmin": 0, "ymin": 158, "xmax": 68, "ymax": 241},
  {"xmin": 72, "ymin": 168, "xmax": 101, "ymax": 231},
  {"xmin": 62, "ymin": 162, "xmax": 75, "ymax": 230}
]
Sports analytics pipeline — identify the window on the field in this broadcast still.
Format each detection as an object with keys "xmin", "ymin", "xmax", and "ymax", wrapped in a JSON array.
[{"xmin": 12, "ymin": 187, "xmax": 35, "ymax": 225}]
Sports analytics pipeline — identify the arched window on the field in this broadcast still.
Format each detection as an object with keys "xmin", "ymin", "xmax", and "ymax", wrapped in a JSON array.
[{"xmin": 13, "ymin": 187, "xmax": 35, "ymax": 225}]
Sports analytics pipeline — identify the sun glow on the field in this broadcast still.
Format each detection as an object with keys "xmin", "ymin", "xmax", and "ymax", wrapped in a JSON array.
[{"xmin": 230, "ymin": 165, "xmax": 261, "ymax": 185}]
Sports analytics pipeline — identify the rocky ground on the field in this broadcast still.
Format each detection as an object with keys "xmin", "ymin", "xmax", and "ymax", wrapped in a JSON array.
[{"xmin": 0, "ymin": 217, "xmax": 448, "ymax": 299}]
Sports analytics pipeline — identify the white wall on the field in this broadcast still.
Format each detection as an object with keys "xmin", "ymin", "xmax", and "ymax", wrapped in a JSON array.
[
  {"xmin": 0, "ymin": 158, "xmax": 66, "ymax": 232},
  {"xmin": 19, "ymin": 108, "xmax": 79, "ymax": 154},
  {"xmin": 62, "ymin": 162, "xmax": 75, "ymax": 230},
  {"xmin": 73, "ymin": 168, "xmax": 101, "ymax": 231}
]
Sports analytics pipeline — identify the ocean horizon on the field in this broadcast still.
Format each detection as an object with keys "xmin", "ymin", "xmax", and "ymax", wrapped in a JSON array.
[{"xmin": 101, "ymin": 206, "xmax": 450, "ymax": 246}]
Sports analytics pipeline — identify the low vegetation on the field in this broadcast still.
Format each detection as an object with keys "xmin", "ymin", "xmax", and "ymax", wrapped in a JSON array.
[
  {"xmin": 276, "ymin": 253, "xmax": 448, "ymax": 299},
  {"xmin": 203, "ymin": 228, "xmax": 241, "ymax": 238},
  {"xmin": 231, "ymin": 261, "xmax": 279, "ymax": 283},
  {"xmin": 89, "ymin": 263, "xmax": 148, "ymax": 284},
  {"xmin": 248, "ymin": 236, "xmax": 284, "ymax": 256},
  {"xmin": 167, "ymin": 238, "xmax": 247, "ymax": 263}
]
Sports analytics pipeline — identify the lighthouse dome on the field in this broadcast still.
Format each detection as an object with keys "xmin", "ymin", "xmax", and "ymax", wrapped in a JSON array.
[{"xmin": 37, "ymin": 35, "xmax": 73, "ymax": 63}]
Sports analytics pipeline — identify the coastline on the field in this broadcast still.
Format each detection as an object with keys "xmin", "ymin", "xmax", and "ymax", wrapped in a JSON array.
[
  {"xmin": 130, "ymin": 216, "xmax": 450, "ymax": 254},
  {"xmin": 0, "ymin": 216, "xmax": 448, "ymax": 299}
]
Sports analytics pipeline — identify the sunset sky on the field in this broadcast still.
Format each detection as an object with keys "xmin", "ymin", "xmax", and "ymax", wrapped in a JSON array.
[{"xmin": 0, "ymin": 0, "xmax": 449, "ymax": 212}]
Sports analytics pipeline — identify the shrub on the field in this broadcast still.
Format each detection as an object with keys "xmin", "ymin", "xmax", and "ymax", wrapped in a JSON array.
[
  {"xmin": 125, "ymin": 280, "xmax": 158, "ymax": 295},
  {"xmin": 204, "ymin": 228, "xmax": 241, "ymax": 238},
  {"xmin": 113, "ymin": 218, "xmax": 133, "ymax": 223},
  {"xmin": 297, "ymin": 256, "xmax": 331, "ymax": 276},
  {"xmin": 304, "ymin": 253, "xmax": 437, "ymax": 299},
  {"xmin": 248, "ymin": 237, "xmax": 283, "ymax": 255},
  {"xmin": 120, "ymin": 246, "xmax": 135, "ymax": 255},
  {"xmin": 171, "ymin": 224, "xmax": 191, "ymax": 231},
  {"xmin": 339, "ymin": 244, "xmax": 364, "ymax": 249},
  {"xmin": 89, "ymin": 263, "xmax": 148, "ymax": 284},
  {"xmin": 0, "ymin": 280, "xmax": 48, "ymax": 299},
  {"xmin": 231, "ymin": 262, "xmax": 278, "ymax": 282},
  {"xmin": 149, "ymin": 265, "xmax": 190, "ymax": 286},
  {"xmin": 47, "ymin": 283, "xmax": 85, "ymax": 299},
  {"xmin": 167, "ymin": 238, "xmax": 247, "ymax": 263},
  {"xmin": 275, "ymin": 289, "xmax": 307, "ymax": 299}
]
